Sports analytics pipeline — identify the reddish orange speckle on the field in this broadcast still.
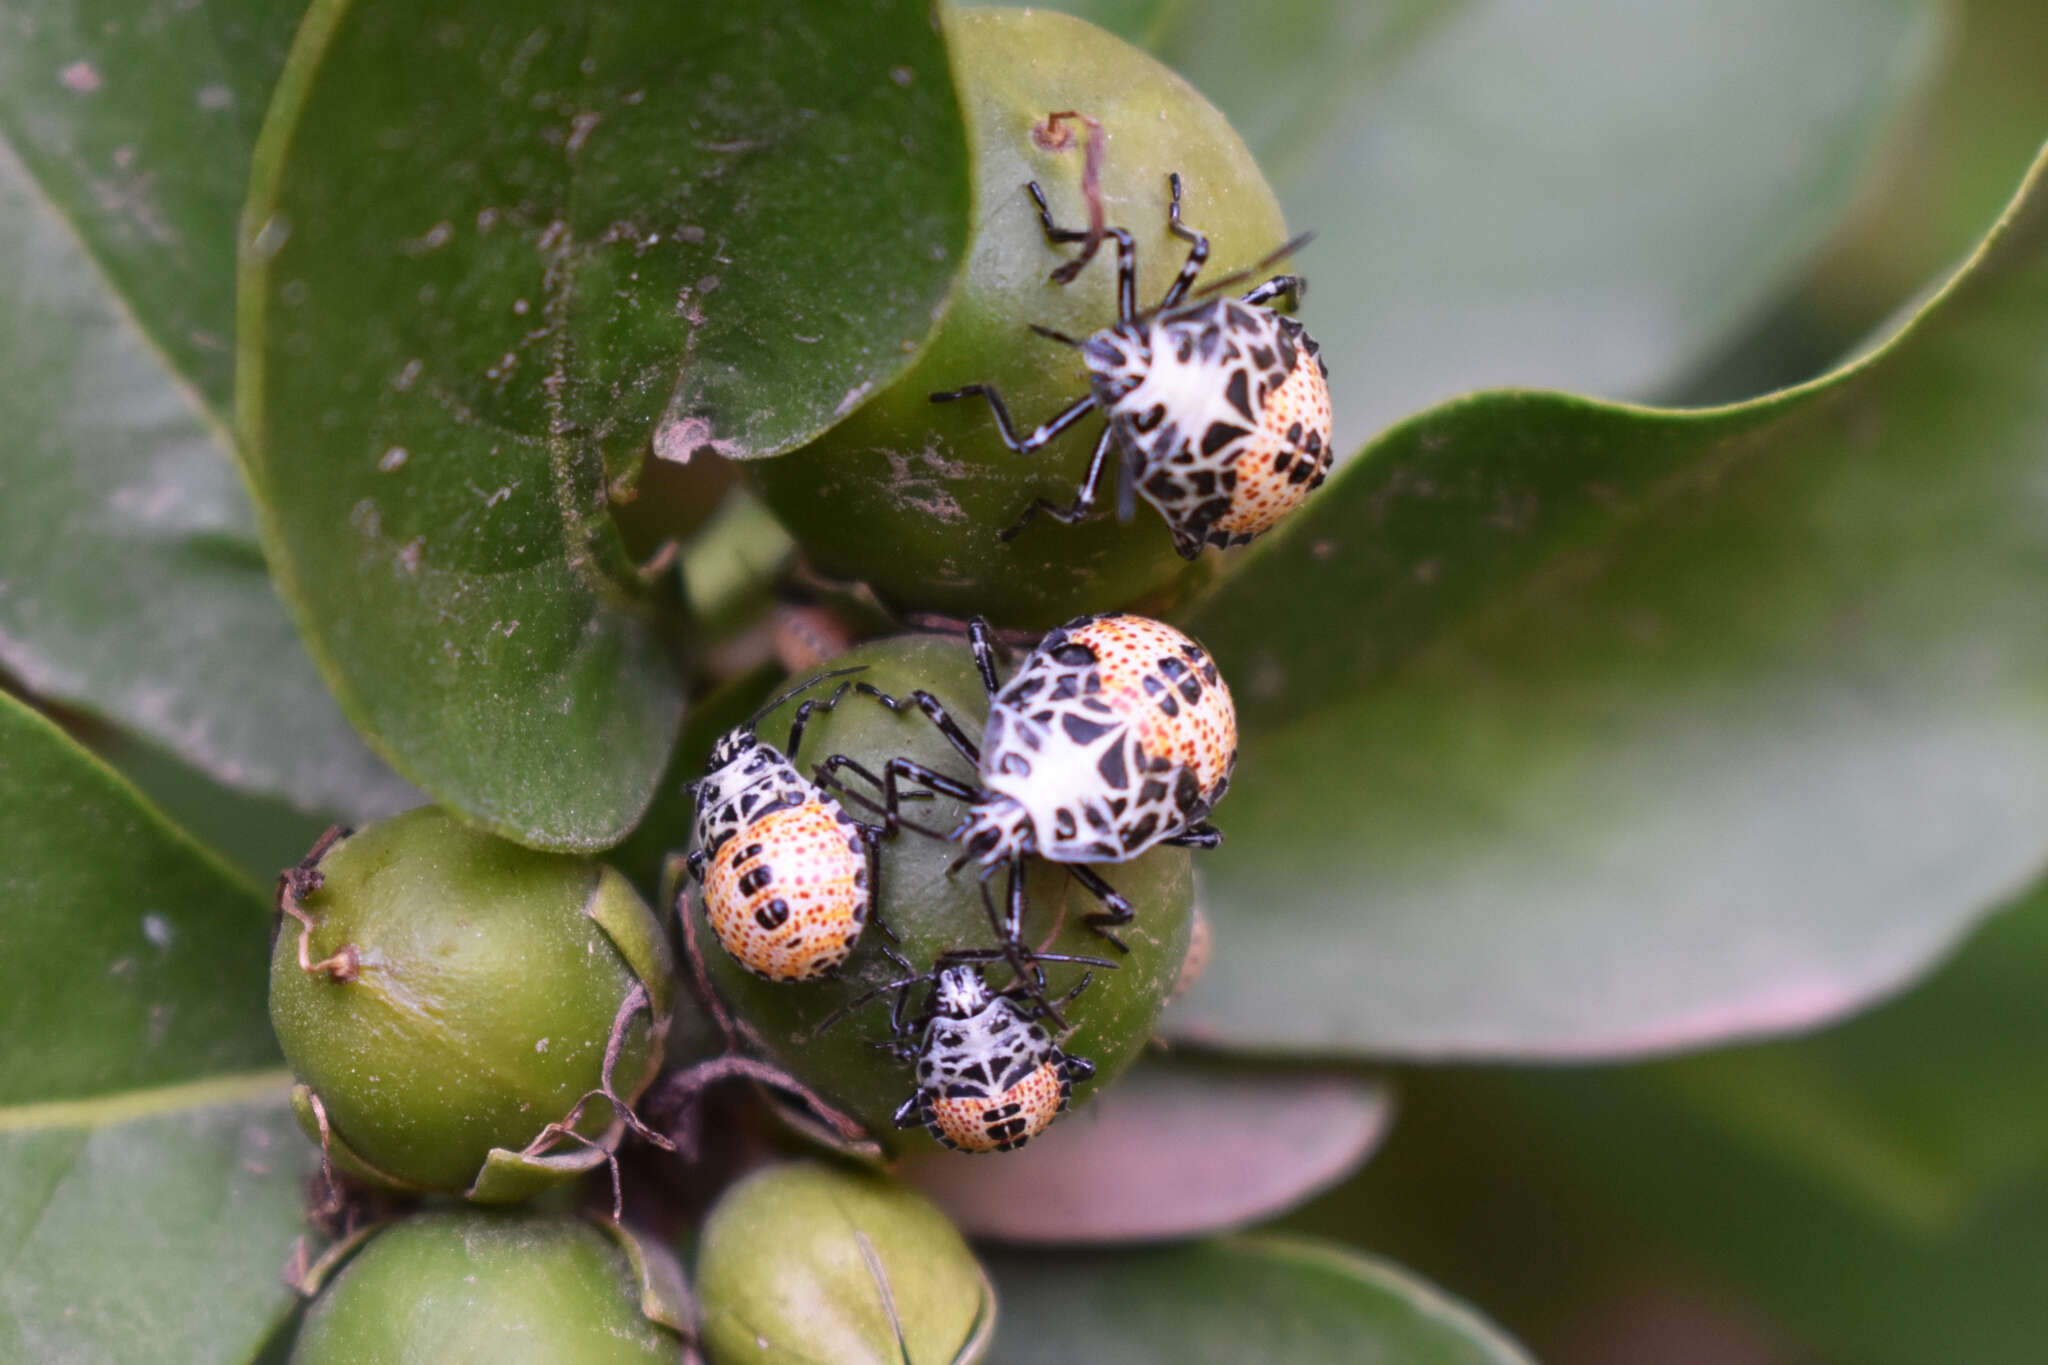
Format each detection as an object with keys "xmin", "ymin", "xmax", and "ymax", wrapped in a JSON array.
[
  {"xmin": 1068, "ymin": 615, "xmax": 1236, "ymax": 801},
  {"xmin": 1214, "ymin": 350, "xmax": 1332, "ymax": 540},
  {"xmin": 703, "ymin": 800, "xmax": 866, "ymax": 982},
  {"xmin": 929, "ymin": 1060, "xmax": 1066, "ymax": 1152}
]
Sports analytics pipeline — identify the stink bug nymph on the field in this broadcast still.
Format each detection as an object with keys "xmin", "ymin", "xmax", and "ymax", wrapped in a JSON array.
[
  {"xmin": 815, "ymin": 949, "xmax": 1109, "ymax": 1154},
  {"xmin": 819, "ymin": 613, "xmax": 1236, "ymax": 951},
  {"xmin": 931, "ymin": 173, "xmax": 1333, "ymax": 559},
  {"xmin": 687, "ymin": 669, "xmax": 896, "ymax": 983}
]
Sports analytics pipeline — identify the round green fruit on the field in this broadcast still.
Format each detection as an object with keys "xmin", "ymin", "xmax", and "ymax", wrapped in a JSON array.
[
  {"xmin": 268, "ymin": 807, "xmax": 673, "ymax": 1199},
  {"xmin": 748, "ymin": 6, "xmax": 1290, "ymax": 628},
  {"xmin": 291, "ymin": 1209, "xmax": 687, "ymax": 1364},
  {"xmin": 688, "ymin": 634, "xmax": 1193, "ymax": 1153},
  {"xmin": 695, "ymin": 1162, "xmax": 993, "ymax": 1365}
]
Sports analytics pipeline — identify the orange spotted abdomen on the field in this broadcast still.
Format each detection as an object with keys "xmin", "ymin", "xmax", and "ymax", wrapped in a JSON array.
[
  {"xmin": 1068, "ymin": 614, "xmax": 1237, "ymax": 802},
  {"xmin": 1213, "ymin": 347, "xmax": 1332, "ymax": 540},
  {"xmin": 927, "ymin": 1060, "xmax": 1068, "ymax": 1153},
  {"xmin": 703, "ymin": 800, "xmax": 868, "ymax": 982}
]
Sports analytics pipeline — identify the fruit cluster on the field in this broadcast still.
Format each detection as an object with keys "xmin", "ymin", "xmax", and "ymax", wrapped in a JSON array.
[
  {"xmin": 264, "ymin": 7, "xmax": 1329, "ymax": 1359},
  {"xmin": 684, "ymin": 611, "xmax": 1239, "ymax": 1154}
]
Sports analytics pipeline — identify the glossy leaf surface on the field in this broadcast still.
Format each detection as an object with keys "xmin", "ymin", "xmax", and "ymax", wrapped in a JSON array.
[
  {"xmin": 0, "ymin": 693, "xmax": 311, "ymax": 1362},
  {"xmin": 1173, "ymin": 145, "xmax": 2048, "ymax": 1057},
  {"xmin": 0, "ymin": 0, "xmax": 303, "ymax": 415},
  {"xmin": 0, "ymin": 1089, "xmax": 311, "ymax": 1365},
  {"xmin": 1047, "ymin": 0, "xmax": 1940, "ymax": 443},
  {"xmin": 988, "ymin": 1236, "xmax": 1533, "ymax": 1364},
  {"xmin": 236, "ymin": 0, "xmax": 969, "ymax": 848},
  {"xmin": 0, "ymin": 695, "xmax": 278, "ymax": 1103},
  {"xmin": 1422, "ymin": 885, "xmax": 2048, "ymax": 1364},
  {"xmin": 904, "ymin": 1061, "xmax": 1392, "ymax": 1244},
  {"xmin": 0, "ymin": 97, "xmax": 412, "ymax": 824},
  {"xmin": 1636, "ymin": 876, "xmax": 2048, "ymax": 1238}
]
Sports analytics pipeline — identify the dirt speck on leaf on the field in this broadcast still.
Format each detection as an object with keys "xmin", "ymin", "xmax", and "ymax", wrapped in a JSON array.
[
  {"xmin": 880, "ymin": 444, "xmax": 968, "ymax": 523},
  {"xmin": 404, "ymin": 220, "xmax": 456, "ymax": 255},
  {"xmin": 654, "ymin": 416, "xmax": 744, "ymax": 464},
  {"xmin": 565, "ymin": 111, "xmax": 602, "ymax": 157},
  {"xmin": 834, "ymin": 382, "xmax": 873, "ymax": 417}
]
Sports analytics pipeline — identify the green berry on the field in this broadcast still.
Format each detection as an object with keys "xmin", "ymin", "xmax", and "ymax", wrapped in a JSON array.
[
  {"xmin": 689, "ymin": 634, "xmax": 1192, "ymax": 1153},
  {"xmin": 749, "ymin": 6, "xmax": 1289, "ymax": 627},
  {"xmin": 695, "ymin": 1162, "xmax": 993, "ymax": 1365},
  {"xmin": 268, "ymin": 808, "xmax": 673, "ymax": 1198},
  {"xmin": 291, "ymin": 1209, "xmax": 688, "ymax": 1364}
]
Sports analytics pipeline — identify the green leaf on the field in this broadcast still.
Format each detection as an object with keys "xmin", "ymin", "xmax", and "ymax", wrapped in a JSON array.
[
  {"xmin": 1645, "ymin": 877, "xmax": 2048, "ymax": 1237},
  {"xmin": 1270, "ymin": 885, "xmax": 2048, "ymax": 1365},
  {"xmin": 1803, "ymin": 0, "xmax": 2048, "ymax": 343},
  {"xmin": 0, "ymin": 0, "xmax": 412, "ymax": 825},
  {"xmin": 987, "ymin": 1235, "xmax": 1533, "ymax": 1364},
  {"xmin": 0, "ymin": 694, "xmax": 316, "ymax": 1362},
  {"xmin": 1175, "ymin": 142, "xmax": 2048, "ymax": 1057},
  {"xmin": 1460, "ymin": 883, "xmax": 2048, "ymax": 1365},
  {"xmin": 81, "ymin": 728, "xmax": 338, "ymax": 890},
  {"xmin": 0, "ymin": 1086, "xmax": 312, "ymax": 1365},
  {"xmin": 0, "ymin": 0, "xmax": 305, "ymax": 416},
  {"xmin": 236, "ymin": 0, "xmax": 970, "ymax": 849},
  {"xmin": 903, "ymin": 1061, "xmax": 1393, "ymax": 1244},
  {"xmin": 1044, "ymin": 0, "xmax": 1940, "ymax": 443},
  {"xmin": 607, "ymin": 661, "xmax": 776, "ymax": 902},
  {"xmin": 0, "ymin": 115, "xmax": 414, "ymax": 825},
  {"xmin": 0, "ymin": 694, "xmax": 279, "ymax": 1103}
]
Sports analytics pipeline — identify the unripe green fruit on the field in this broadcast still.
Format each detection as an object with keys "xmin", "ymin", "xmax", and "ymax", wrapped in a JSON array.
[
  {"xmin": 269, "ymin": 808, "xmax": 673, "ymax": 1198},
  {"xmin": 691, "ymin": 634, "xmax": 1192, "ymax": 1152},
  {"xmin": 749, "ymin": 7, "xmax": 1290, "ymax": 628},
  {"xmin": 291, "ymin": 1209, "xmax": 688, "ymax": 1364},
  {"xmin": 695, "ymin": 1162, "xmax": 993, "ymax": 1365}
]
